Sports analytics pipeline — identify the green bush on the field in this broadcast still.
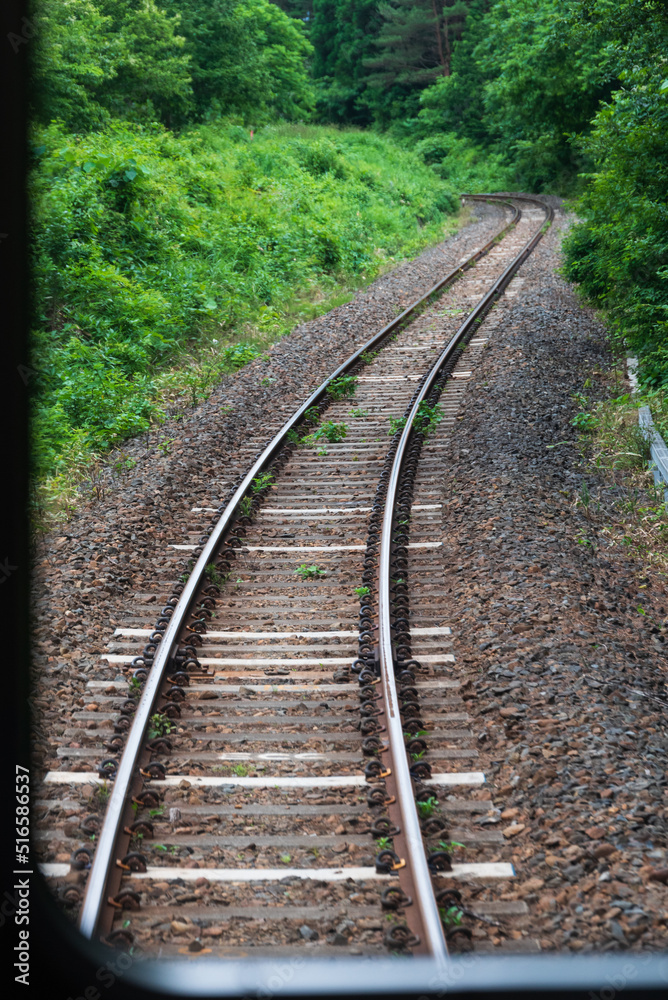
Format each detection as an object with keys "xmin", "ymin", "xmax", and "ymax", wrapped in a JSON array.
[
  {"xmin": 220, "ymin": 343, "xmax": 264, "ymax": 370},
  {"xmin": 413, "ymin": 132, "xmax": 512, "ymax": 194},
  {"xmin": 561, "ymin": 5, "xmax": 668, "ymax": 387},
  {"xmin": 31, "ymin": 120, "xmax": 458, "ymax": 476},
  {"xmin": 32, "ymin": 0, "xmax": 313, "ymax": 130}
]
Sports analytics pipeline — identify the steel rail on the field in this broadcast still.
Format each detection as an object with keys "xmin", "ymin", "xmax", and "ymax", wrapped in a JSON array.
[
  {"xmin": 77, "ymin": 198, "xmax": 520, "ymax": 941},
  {"xmin": 376, "ymin": 194, "xmax": 554, "ymax": 960}
]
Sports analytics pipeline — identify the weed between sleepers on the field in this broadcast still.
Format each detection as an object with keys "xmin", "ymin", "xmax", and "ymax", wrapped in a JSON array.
[
  {"xmin": 295, "ymin": 564, "xmax": 325, "ymax": 580},
  {"xmin": 302, "ymin": 421, "xmax": 348, "ymax": 445}
]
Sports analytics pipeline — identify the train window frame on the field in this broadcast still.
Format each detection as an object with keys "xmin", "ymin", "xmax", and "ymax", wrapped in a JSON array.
[{"xmin": 6, "ymin": 2, "xmax": 668, "ymax": 995}]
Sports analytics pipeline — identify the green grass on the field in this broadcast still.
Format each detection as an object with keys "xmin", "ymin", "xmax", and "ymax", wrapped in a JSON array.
[
  {"xmin": 416, "ymin": 796, "xmax": 439, "ymax": 819},
  {"xmin": 388, "ymin": 415, "xmax": 407, "ymax": 435},
  {"xmin": 147, "ymin": 712, "xmax": 174, "ymax": 739},
  {"xmin": 295, "ymin": 563, "xmax": 325, "ymax": 580},
  {"xmin": 302, "ymin": 421, "xmax": 348, "ymax": 445},
  {"xmin": 327, "ymin": 375, "xmax": 358, "ymax": 400},
  {"xmin": 584, "ymin": 391, "xmax": 653, "ymax": 473},
  {"xmin": 30, "ymin": 119, "xmax": 460, "ymax": 520},
  {"xmin": 568, "ymin": 377, "xmax": 668, "ymax": 569}
]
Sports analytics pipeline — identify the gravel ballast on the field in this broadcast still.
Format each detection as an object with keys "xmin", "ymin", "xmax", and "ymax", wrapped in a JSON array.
[{"xmin": 426, "ymin": 205, "xmax": 668, "ymax": 953}]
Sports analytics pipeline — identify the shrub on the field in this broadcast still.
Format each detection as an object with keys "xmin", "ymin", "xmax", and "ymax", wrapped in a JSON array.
[
  {"xmin": 561, "ymin": 4, "xmax": 668, "ymax": 387},
  {"xmin": 31, "ymin": 121, "xmax": 458, "ymax": 479}
]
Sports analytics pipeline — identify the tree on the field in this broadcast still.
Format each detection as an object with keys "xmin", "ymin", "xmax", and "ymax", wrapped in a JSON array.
[
  {"xmin": 32, "ymin": 0, "xmax": 118, "ymax": 130},
  {"xmin": 95, "ymin": 1, "xmax": 193, "ymax": 125},
  {"xmin": 310, "ymin": 0, "xmax": 381, "ymax": 124},
  {"xmin": 33, "ymin": 0, "xmax": 312, "ymax": 131},
  {"xmin": 362, "ymin": 0, "xmax": 470, "ymax": 125},
  {"xmin": 161, "ymin": 0, "xmax": 313, "ymax": 123},
  {"xmin": 562, "ymin": 0, "xmax": 668, "ymax": 384},
  {"xmin": 442, "ymin": 1, "xmax": 470, "ymax": 75},
  {"xmin": 475, "ymin": 0, "xmax": 616, "ymax": 189},
  {"xmin": 33, "ymin": 0, "xmax": 193, "ymax": 129},
  {"xmin": 411, "ymin": 0, "xmax": 618, "ymax": 190},
  {"xmin": 271, "ymin": 0, "xmax": 312, "ymax": 21},
  {"xmin": 412, "ymin": 0, "xmax": 493, "ymax": 144},
  {"xmin": 254, "ymin": 0, "xmax": 315, "ymax": 118}
]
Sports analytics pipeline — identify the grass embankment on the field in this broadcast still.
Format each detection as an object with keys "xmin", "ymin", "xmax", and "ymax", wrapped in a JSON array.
[
  {"xmin": 571, "ymin": 369, "xmax": 668, "ymax": 571},
  {"xmin": 32, "ymin": 121, "xmax": 461, "ymax": 519}
]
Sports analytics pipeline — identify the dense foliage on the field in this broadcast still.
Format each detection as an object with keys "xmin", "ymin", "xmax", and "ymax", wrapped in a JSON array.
[
  {"xmin": 310, "ymin": 0, "xmax": 380, "ymax": 125},
  {"xmin": 561, "ymin": 1, "xmax": 668, "ymax": 387},
  {"xmin": 310, "ymin": 0, "xmax": 616, "ymax": 191},
  {"xmin": 158, "ymin": 0, "xmax": 314, "ymax": 124},
  {"xmin": 31, "ymin": 121, "xmax": 457, "ymax": 477},
  {"xmin": 33, "ymin": 0, "xmax": 314, "ymax": 129},
  {"xmin": 363, "ymin": 0, "xmax": 470, "ymax": 126},
  {"xmin": 414, "ymin": 0, "xmax": 615, "ymax": 191}
]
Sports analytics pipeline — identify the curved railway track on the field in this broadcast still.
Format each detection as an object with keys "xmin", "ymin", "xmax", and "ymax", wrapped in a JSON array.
[{"xmin": 38, "ymin": 194, "xmax": 553, "ymax": 962}]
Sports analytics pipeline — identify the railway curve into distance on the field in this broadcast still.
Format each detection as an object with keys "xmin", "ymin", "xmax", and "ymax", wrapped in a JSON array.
[{"xmin": 40, "ymin": 195, "xmax": 553, "ymax": 963}]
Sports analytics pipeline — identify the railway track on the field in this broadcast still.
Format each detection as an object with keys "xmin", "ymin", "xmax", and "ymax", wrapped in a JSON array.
[{"xmin": 37, "ymin": 194, "xmax": 553, "ymax": 962}]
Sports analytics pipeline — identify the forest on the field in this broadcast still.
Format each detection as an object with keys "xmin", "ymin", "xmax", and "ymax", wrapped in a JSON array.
[{"xmin": 30, "ymin": 0, "xmax": 668, "ymax": 510}]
